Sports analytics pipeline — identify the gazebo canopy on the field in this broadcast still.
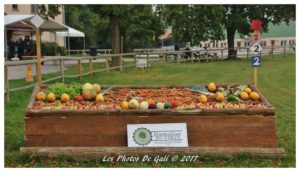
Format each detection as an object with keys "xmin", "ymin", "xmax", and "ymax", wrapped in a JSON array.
[{"xmin": 4, "ymin": 14, "xmax": 68, "ymax": 31}]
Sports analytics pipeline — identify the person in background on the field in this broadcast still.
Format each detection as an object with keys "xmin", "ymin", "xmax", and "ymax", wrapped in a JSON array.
[
  {"xmin": 16, "ymin": 38, "xmax": 24, "ymax": 60},
  {"xmin": 8, "ymin": 39, "xmax": 16, "ymax": 60},
  {"xmin": 174, "ymin": 44, "xmax": 180, "ymax": 51},
  {"xmin": 23, "ymin": 36, "xmax": 33, "ymax": 55}
]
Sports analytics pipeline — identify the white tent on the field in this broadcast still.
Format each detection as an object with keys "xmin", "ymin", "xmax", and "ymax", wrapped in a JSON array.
[
  {"xmin": 56, "ymin": 25, "xmax": 86, "ymax": 56},
  {"xmin": 56, "ymin": 25, "xmax": 85, "ymax": 37}
]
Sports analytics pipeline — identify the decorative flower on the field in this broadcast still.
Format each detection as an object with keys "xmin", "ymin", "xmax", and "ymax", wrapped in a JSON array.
[{"xmin": 251, "ymin": 20, "xmax": 262, "ymax": 31}]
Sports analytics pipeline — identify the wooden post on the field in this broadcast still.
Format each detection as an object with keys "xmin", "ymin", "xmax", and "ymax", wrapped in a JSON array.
[
  {"xmin": 106, "ymin": 57, "xmax": 110, "ymax": 72},
  {"xmin": 35, "ymin": 28, "xmax": 42, "ymax": 87},
  {"xmin": 163, "ymin": 52, "xmax": 166, "ymax": 64},
  {"xmin": 147, "ymin": 49, "xmax": 150, "ymax": 68},
  {"xmin": 206, "ymin": 49, "xmax": 209, "ymax": 62},
  {"xmin": 89, "ymin": 58, "xmax": 93, "ymax": 77},
  {"xmin": 247, "ymin": 48, "xmax": 249, "ymax": 60},
  {"xmin": 120, "ymin": 55, "xmax": 123, "ymax": 72},
  {"xmin": 78, "ymin": 59, "xmax": 82, "ymax": 80},
  {"xmin": 221, "ymin": 49, "xmax": 224, "ymax": 62},
  {"xmin": 134, "ymin": 54, "xmax": 137, "ymax": 67},
  {"xmin": 5, "ymin": 65, "xmax": 9, "ymax": 102},
  {"xmin": 254, "ymin": 67, "xmax": 257, "ymax": 86},
  {"xmin": 59, "ymin": 59, "xmax": 64, "ymax": 83},
  {"xmin": 177, "ymin": 53, "xmax": 179, "ymax": 64},
  {"xmin": 271, "ymin": 47, "xmax": 274, "ymax": 59},
  {"xmin": 120, "ymin": 36, "xmax": 123, "ymax": 72},
  {"xmin": 191, "ymin": 51, "xmax": 194, "ymax": 63},
  {"xmin": 284, "ymin": 46, "xmax": 286, "ymax": 57}
]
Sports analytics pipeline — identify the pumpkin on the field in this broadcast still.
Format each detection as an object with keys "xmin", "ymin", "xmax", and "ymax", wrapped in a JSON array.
[
  {"xmin": 82, "ymin": 83, "xmax": 97, "ymax": 100},
  {"xmin": 36, "ymin": 91, "xmax": 46, "ymax": 101}
]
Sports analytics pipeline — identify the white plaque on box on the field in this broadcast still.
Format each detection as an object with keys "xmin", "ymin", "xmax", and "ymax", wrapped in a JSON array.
[{"xmin": 127, "ymin": 123, "xmax": 188, "ymax": 147}]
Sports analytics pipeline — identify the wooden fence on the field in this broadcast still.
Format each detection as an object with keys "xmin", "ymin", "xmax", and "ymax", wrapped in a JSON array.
[
  {"xmin": 67, "ymin": 49, "xmax": 112, "ymax": 56},
  {"xmin": 4, "ymin": 46, "xmax": 295, "ymax": 101}
]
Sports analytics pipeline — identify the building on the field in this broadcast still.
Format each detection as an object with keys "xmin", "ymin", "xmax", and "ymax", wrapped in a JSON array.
[
  {"xmin": 4, "ymin": 4, "xmax": 65, "ymax": 46},
  {"xmin": 160, "ymin": 21, "xmax": 296, "ymax": 49}
]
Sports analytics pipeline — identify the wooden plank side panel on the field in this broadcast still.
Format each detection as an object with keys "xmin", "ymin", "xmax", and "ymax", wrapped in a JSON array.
[
  {"xmin": 25, "ymin": 115, "xmax": 277, "ymax": 147},
  {"xmin": 20, "ymin": 147, "xmax": 286, "ymax": 158},
  {"xmin": 25, "ymin": 134, "xmax": 277, "ymax": 147},
  {"xmin": 25, "ymin": 115, "xmax": 276, "ymax": 135}
]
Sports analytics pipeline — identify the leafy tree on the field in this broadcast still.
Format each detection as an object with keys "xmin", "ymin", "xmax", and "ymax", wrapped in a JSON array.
[
  {"xmin": 89, "ymin": 5, "xmax": 129, "ymax": 67},
  {"xmin": 65, "ymin": 5, "xmax": 110, "ymax": 49},
  {"xmin": 222, "ymin": 5, "xmax": 296, "ymax": 59},
  {"xmin": 38, "ymin": 5, "xmax": 62, "ymax": 19},
  {"xmin": 89, "ymin": 5, "xmax": 165, "ymax": 67},
  {"xmin": 160, "ymin": 5, "xmax": 224, "ymax": 46},
  {"xmin": 160, "ymin": 5, "xmax": 295, "ymax": 59},
  {"xmin": 120, "ymin": 5, "xmax": 165, "ymax": 51}
]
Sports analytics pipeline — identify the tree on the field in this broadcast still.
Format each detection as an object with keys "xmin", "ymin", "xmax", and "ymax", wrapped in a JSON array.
[
  {"xmin": 89, "ymin": 5, "xmax": 129, "ymax": 67},
  {"xmin": 89, "ymin": 5, "xmax": 165, "ymax": 67},
  {"xmin": 159, "ymin": 5, "xmax": 224, "ymax": 46},
  {"xmin": 160, "ymin": 5, "xmax": 295, "ymax": 59},
  {"xmin": 65, "ymin": 5, "xmax": 110, "ymax": 49},
  {"xmin": 38, "ymin": 5, "xmax": 62, "ymax": 19},
  {"xmin": 222, "ymin": 5, "xmax": 296, "ymax": 59},
  {"xmin": 120, "ymin": 5, "xmax": 165, "ymax": 51}
]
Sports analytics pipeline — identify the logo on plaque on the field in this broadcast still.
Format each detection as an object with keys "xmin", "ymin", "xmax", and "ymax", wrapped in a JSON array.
[{"xmin": 133, "ymin": 128, "xmax": 152, "ymax": 146}]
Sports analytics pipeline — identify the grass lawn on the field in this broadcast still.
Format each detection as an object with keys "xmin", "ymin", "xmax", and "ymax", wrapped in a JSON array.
[{"xmin": 5, "ymin": 54, "xmax": 295, "ymax": 167}]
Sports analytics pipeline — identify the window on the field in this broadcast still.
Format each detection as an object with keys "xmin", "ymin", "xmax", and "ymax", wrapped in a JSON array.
[
  {"xmin": 261, "ymin": 41, "xmax": 267, "ymax": 47},
  {"xmin": 31, "ymin": 5, "xmax": 38, "ymax": 14},
  {"xmin": 281, "ymin": 40, "xmax": 287, "ymax": 46},
  {"xmin": 244, "ymin": 42, "xmax": 250, "ymax": 47},
  {"xmin": 271, "ymin": 40, "xmax": 275, "ymax": 46},
  {"xmin": 12, "ymin": 4, "xmax": 18, "ymax": 11},
  {"xmin": 289, "ymin": 40, "xmax": 295, "ymax": 46},
  {"xmin": 237, "ymin": 42, "xmax": 241, "ymax": 48},
  {"xmin": 207, "ymin": 43, "xmax": 210, "ymax": 48},
  {"xmin": 215, "ymin": 41, "xmax": 218, "ymax": 48}
]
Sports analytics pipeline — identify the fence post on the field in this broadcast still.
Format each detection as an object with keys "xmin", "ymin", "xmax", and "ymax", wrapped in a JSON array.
[
  {"xmin": 163, "ymin": 52, "xmax": 166, "ymax": 64},
  {"xmin": 134, "ymin": 54, "xmax": 137, "ymax": 67},
  {"xmin": 284, "ymin": 46, "xmax": 286, "ymax": 57},
  {"xmin": 271, "ymin": 47, "xmax": 274, "ymax": 59},
  {"xmin": 177, "ymin": 52, "xmax": 180, "ymax": 64},
  {"xmin": 246, "ymin": 48, "xmax": 249, "ymax": 60},
  {"xmin": 206, "ymin": 49, "xmax": 209, "ymax": 62},
  {"xmin": 221, "ymin": 49, "xmax": 224, "ymax": 62},
  {"xmin": 78, "ymin": 59, "xmax": 82, "ymax": 80},
  {"xmin": 106, "ymin": 57, "xmax": 110, "ymax": 72},
  {"xmin": 5, "ymin": 65, "xmax": 9, "ymax": 102},
  {"xmin": 60, "ymin": 58, "xmax": 64, "ymax": 83},
  {"xmin": 147, "ymin": 49, "xmax": 150, "ymax": 68},
  {"xmin": 89, "ymin": 58, "xmax": 93, "ymax": 77},
  {"xmin": 120, "ymin": 55, "xmax": 123, "ymax": 72},
  {"xmin": 35, "ymin": 28, "xmax": 42, "ymax": 87}
]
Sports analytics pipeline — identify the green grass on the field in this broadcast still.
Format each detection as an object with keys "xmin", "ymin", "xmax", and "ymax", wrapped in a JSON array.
[{"xmin": 5, "ymin": 54, "xmax": 295, "ymax": 167}]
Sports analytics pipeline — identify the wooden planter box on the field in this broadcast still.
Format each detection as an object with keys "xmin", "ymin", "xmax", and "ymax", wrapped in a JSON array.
[{"xmin": 20, "ymin": 84, "xmax": 285, "ymax": 158}]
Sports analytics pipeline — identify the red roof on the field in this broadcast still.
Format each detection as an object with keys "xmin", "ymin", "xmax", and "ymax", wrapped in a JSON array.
[{"xmin": 6, "ymin": 21, "xmax": 34, "ymax": 30}]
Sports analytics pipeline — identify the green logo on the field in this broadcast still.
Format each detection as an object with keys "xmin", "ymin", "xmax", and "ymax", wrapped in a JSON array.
[{"xmin": 133, "ymin": 128, "xmax": 152, "ymax": 146}]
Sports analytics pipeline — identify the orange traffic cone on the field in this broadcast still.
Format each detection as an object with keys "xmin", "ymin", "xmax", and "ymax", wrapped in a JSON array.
[{"xmin": 26, "ymin": 64, "xmax": 33, "ymax": 82}]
